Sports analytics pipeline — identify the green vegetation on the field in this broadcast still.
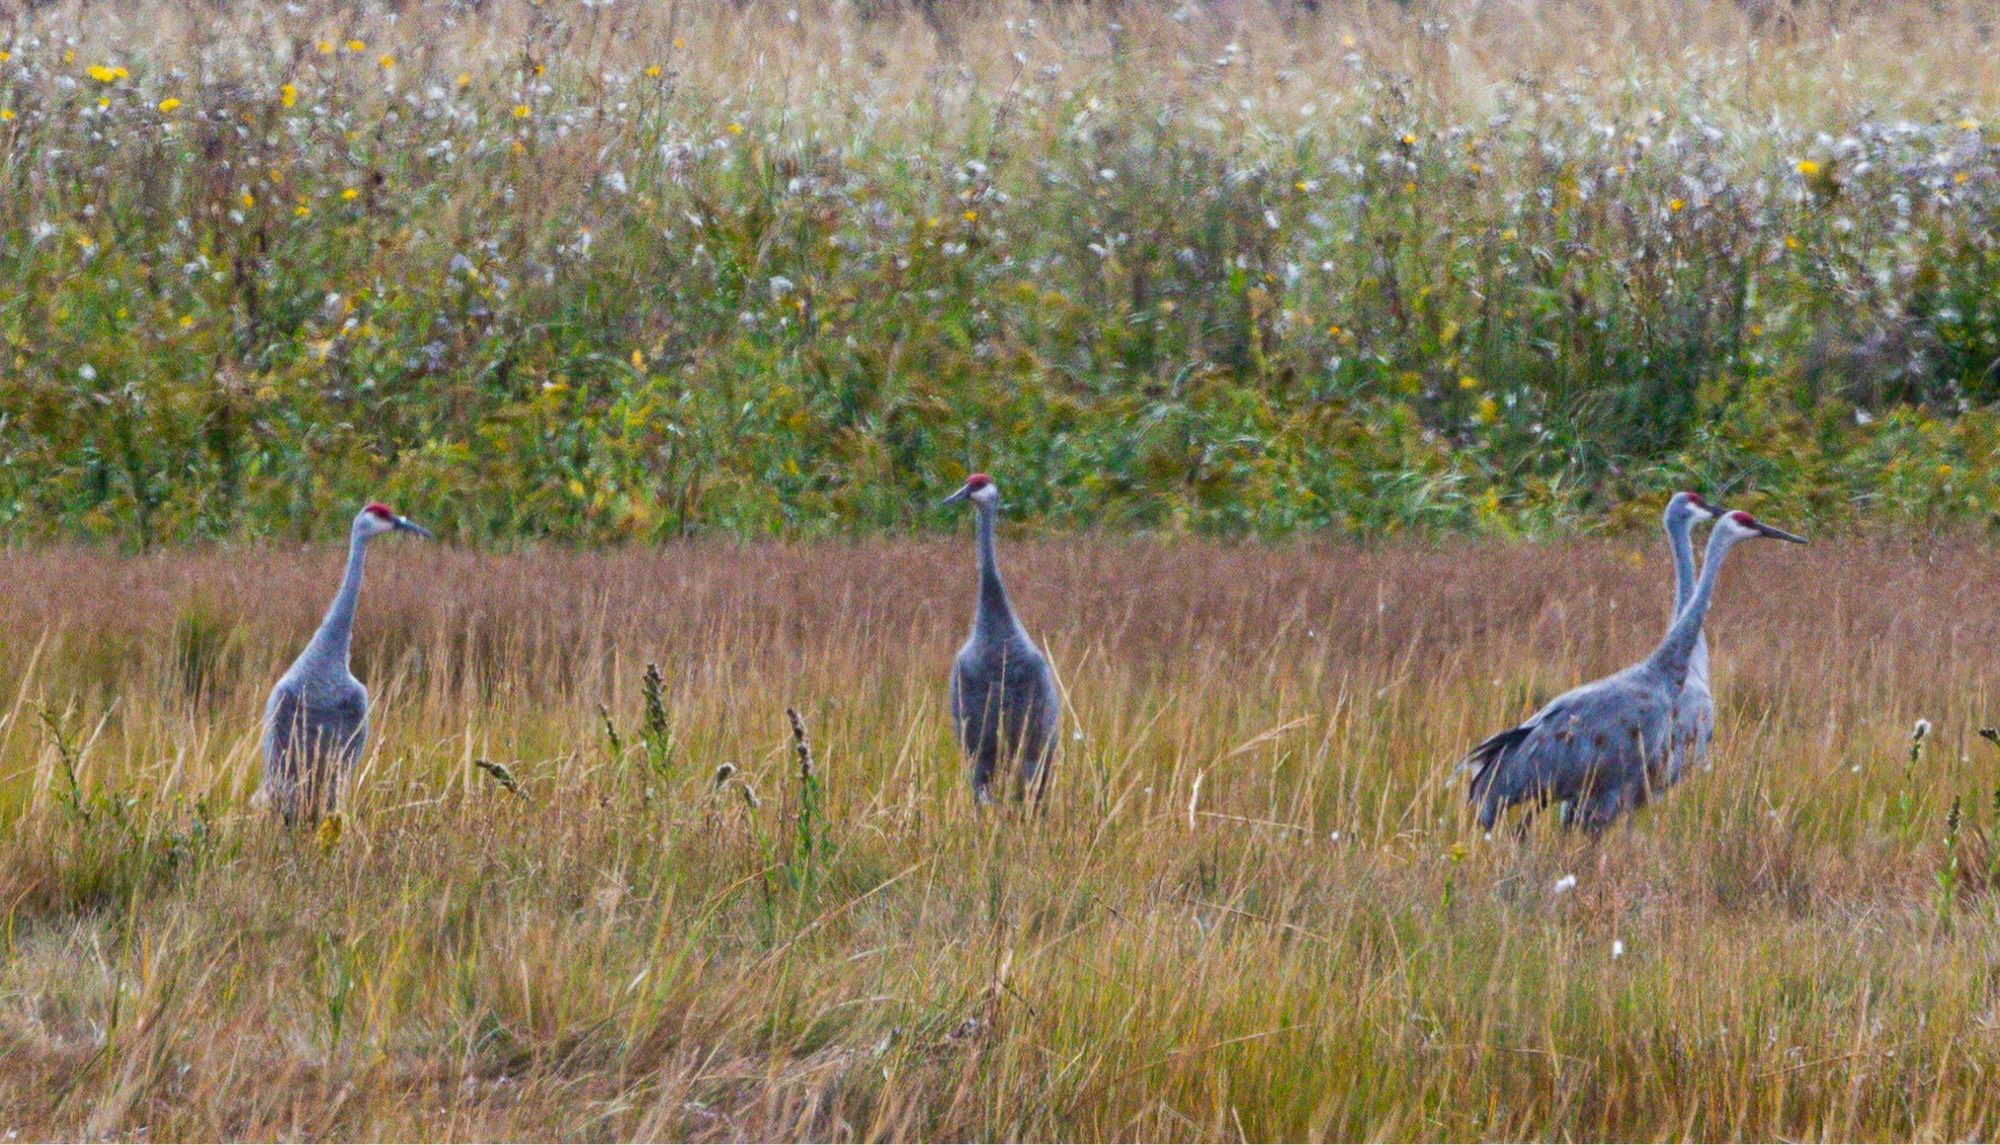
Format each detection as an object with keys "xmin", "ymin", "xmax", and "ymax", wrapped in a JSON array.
[{"xmin": 2, "ymin": 2, "xmax": 1998, "ymax": 546}]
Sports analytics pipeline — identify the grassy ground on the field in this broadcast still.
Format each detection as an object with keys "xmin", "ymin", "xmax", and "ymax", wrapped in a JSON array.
[
  {"xmin": 3, "ymin": 0, "xmax": 2000, "ymax": 542},
  {"xmin": 4, "ymin": 527, "xmax": 2000, "ymax": 1138}
]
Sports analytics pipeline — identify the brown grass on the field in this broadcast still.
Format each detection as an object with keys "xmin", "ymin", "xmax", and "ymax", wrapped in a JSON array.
[
  {"xmin": 37, "ymin": 0, "xmax": 2000, "ymax": 122},
  {"xmin": 2, "ymin": 526, "xmax": 2000, "ymax": 1138}
]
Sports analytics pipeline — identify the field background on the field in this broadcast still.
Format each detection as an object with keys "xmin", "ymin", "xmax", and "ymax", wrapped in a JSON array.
[
  {"xmin": 4, "ymin": 534, "xmax": 2000, "ymax": 1138},
  {"xmin": 1, "ymin": 0, "xmax": 1998, "ymax": 544},
  {"xmin": 8, "ymin": 0, "xmax": 2000, "ymax": 1140}
]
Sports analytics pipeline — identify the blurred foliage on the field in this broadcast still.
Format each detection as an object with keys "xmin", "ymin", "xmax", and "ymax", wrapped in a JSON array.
[{"xmin": 0, "ymin": 10, "xmax": 1997, "ymax": 546}]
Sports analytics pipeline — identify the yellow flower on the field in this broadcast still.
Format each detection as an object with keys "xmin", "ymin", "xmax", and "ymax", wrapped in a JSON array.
[
  {"xmin": 1668, "ymin": 197, "xmax": 1685, "ymax": 212},
  {"xmin": 1477, "ymin": 396, "xmax": 1499, "ymax": 423},
  {"xmin": 157, "ymin": 97, "xmax": 181, "ymax": 112},
  {"xmin": 1938, "ymin": 464, "xmax": 1954, "ymax": 479},
  {"xmin": 1795, "ymin": 159, "xmax": 1821, "ymax": 176},
  {"xmin": 962, "ymin": 209, "xmax": 978, "ymax": 223},
  {"xmin": 630, "ymin": 348, "xmax": 645, "ymax": 369},
  {"xmin": 1954, "ymin": 171, "xmax": 1970, "ymax": 185},
  {"xmin": 727, "ymin": 122, "xmax": 743, "ymax": 135},
  {"xmin": 280, "ymin": 83, "xmax": 297, "ymax": 108},
  {"xmin": 532, "ymin": 63, "xmax": 546, "ymax": 76},
  {"xmin": 644, "ymin": 65, "xmax": 662, "ymax": 78},
  {"xmin": 0, "ymin": 110, "xmax": 13, "ymax": 122},
  {"xmin": 345, "ymin": 39, "xmax": 365, "ymax": 53},
  {"xmin": 317, "ymin": 40, "xmax": 335, "ymax": 55},
  {"xmin": 1958, "ymin": 119, "xmax": 1980, "ymax": 131},
  {"xmin": 0, "ymin": 51, "xmax": 10, "ymax": 62},
  {"xmin": 63, "ymin": 49, "xmax": 74, "ymax": 64},
  {"xmin": 1403, "ymin": 180, "xmax": 1416, "ymax": 194},
  {"xmin": 294, "ymin": 204, "xmax": 311, "ymax": 218},
  {"xmin": 1340, "ymin": 33, "xmax": 1357, "ymax": 47},
  {"xmin": 1458, "ymin": 375, "xmax": 1478, "ymax": 390},
  {"xmin": 74, "ymin": 233, "xmax": 94, "ymax": 248},
  {"xmin": 340, "ymin": 187, "xmax": 360, "ymax": 201},
  {"xmin": 179, "ymin": 314, "xmax": 194, "ymax": 329},
  {"xmin": 377, "ymin": 54, "xmax": 395, "ymax": 69},
  {"xmin": 456, "ymin": 72, "xmax": 472, "ymax": 88},
  {"xmin": 1400, "ymin": 132, "xmax": 1416, "ymax": 146},
  {"xmin": 513, "ymin": 104, "xmax": 531, "ymax": 119},
  {"xmin": 240, "ymin": 191, "xmax": 255, "ymax": 208},
  {"xmin": 97, "ymin": 97, "xmax": 109, "ymax": 110},
  {"xmin": 1784, "ymin": 235, "xmax": 1801, "ymax": 251},
  {"xmin": 510, "ymin": 139, "xmax": 526, "ymax": 155},
  {"xmin": 673, "ymin": 36, "xmax": 687, "ymax": 49},
  {"xmin": 86, "ymin": 64, "xmax": 128, "ymax": 84}
]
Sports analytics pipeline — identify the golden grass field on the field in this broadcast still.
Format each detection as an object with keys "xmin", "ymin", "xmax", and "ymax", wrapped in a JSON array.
[{"xmin": 4, "ymin": 525, "xmax": 2000, "ymax": 1139}]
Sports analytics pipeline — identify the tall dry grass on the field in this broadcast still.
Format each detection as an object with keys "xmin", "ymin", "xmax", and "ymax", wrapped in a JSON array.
[{"xmin": 3, "ymin": 525, "xmax": 2000, "ymax": 1138}]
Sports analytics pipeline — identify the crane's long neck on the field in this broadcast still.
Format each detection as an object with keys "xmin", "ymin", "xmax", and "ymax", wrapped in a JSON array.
[
  {"xmin": 299, "ymin": 528, "xmax": 368, "ymax": 674},
  {"xmin": 1668, "ymin": 513, "xmax": 1697, "ymax": 617},
  {"xmin": 1646, "ymin": 525, "xmax": 1740, "ymax": 686},
  {"xmin": 1669, "ymin": 511, "xmax": 1711, "ymax": 681},
  {"xmin": 973, "ymin": 501, "xmax": 1019, "ymax": 640}
]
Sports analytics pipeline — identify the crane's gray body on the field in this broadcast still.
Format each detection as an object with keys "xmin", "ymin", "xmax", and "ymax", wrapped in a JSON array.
[
  {"xmin": 262, "ymin": 665, "xmax": 369, "ymax": 824},
  {"xmin": 1465, "ymin": 511, "xmax": 1794, "ymax": 833},
  {"xmin": 261, "ymin": 506, "xmax": 426, "ymax": 823},
  {"xmin": 1467, "ymin": 660, "xmax": 1678, "ymax": 831},
  {"xmin": 947, "ymin": 483, "xmax": 1059, "ymax": 803}
]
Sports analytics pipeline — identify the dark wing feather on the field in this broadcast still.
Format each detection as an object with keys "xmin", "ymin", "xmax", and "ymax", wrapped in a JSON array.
[{"xmin": 1463, "ymin": 722, "xmax": 1535, "ymax": 805}]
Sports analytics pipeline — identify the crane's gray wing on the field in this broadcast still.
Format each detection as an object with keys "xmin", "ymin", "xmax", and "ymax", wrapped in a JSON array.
[
  {"xmin": 950, "ymin": 649, "xmax": 969, "ymax": 733},
  {"xmin": 1466, "ymin": 676, "xmax": 1669, "ymax": 831},
  {"xmin": 263, "ymin": 683, "xmax": 304, "ymax": 779}
]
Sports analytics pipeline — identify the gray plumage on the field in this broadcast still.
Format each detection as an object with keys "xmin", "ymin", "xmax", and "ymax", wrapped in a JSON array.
[
  {"xmin": 942, "ymin": 474, "xmax": 1060, "ymax": 804},
  {"xmin": 261, "ymin": 503, "xmax": 431, "ymax": 824},
  {"xmin": 1464, "ymin": 510, "xmax": 1804, "ymax": 833},
  {"xmin": 1664, "ymin": 492, "xmax": 1717, "ymax": 786}
]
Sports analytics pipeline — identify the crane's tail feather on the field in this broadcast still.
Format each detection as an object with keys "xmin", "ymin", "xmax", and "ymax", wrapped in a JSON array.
[{"xmin": 1461, "ymin": 724, "xmax": 1533, "ymax": 805}]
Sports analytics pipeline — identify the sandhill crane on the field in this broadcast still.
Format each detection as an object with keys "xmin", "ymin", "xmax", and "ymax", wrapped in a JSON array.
[
  {"xmin": 1663, "ymin": 491, "xmax": 1718, "ymax": 785},
  {"xmin": 941, "ymin": 473, "xmax": 1059, "ymax": 804},
  {"xmin": 1464, "ymin": 509, "xmax": 1804, "ymax": 833},
  {"xmin": 261, "ymin": 502, "xmax": 432, "ymax": 824}
]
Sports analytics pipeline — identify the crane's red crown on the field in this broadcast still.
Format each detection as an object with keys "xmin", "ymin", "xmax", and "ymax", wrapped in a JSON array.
[
  {"xmin": 1682, "ymin": 491, "xmax": 1706, "ymax": 507},
  {"xmin": 1728, "ymin": 510, "xmax": 1754, "ymax": 525},
  {"xmin": 364, "ymin": 502, "xmax": 395, "ymax": 520},
  {"xmin": 964, "ymin": 473, "xmax": 993, "ymax": 490}
]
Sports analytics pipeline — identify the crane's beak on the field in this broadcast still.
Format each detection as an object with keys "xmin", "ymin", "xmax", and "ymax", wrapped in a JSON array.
[
  {"xmin": 940, "ymin": 484, "xmax": 972, "ymax": 507},
  {"xmin": 1752, "ymin": 520, "xmax": 1807, "ymax": 544},
  {"xmin": 394, "ymin": 516, "xmax": 435, "ymax": 539}
]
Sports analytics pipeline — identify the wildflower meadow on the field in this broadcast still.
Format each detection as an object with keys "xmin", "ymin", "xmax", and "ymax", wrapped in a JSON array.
[{"xmin": 2, "ymin": 0, "xmax": 1997, "ymax": 546}]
